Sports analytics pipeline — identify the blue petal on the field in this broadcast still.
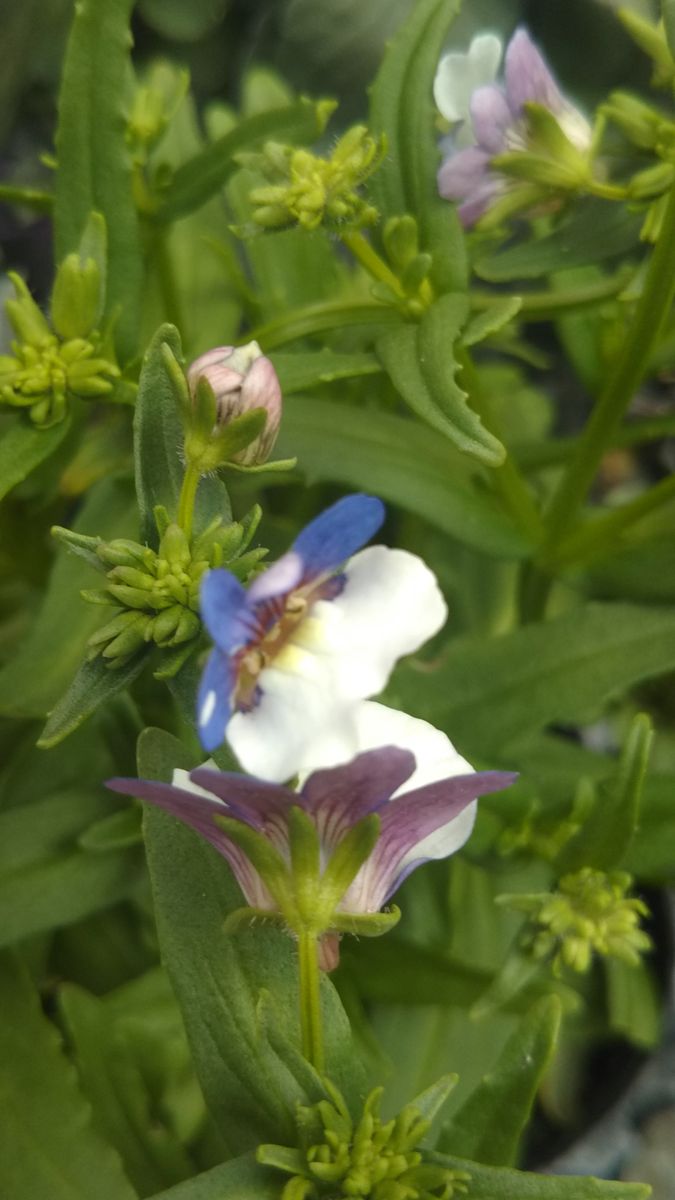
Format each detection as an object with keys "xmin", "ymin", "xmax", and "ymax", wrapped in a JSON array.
[
  {"xmin": 197, "ymin": 649, "xmax": 234, "ymax": 751},
  {"xmin": 200, "ymin": 569, "xmax": 250, "ymax": 652},
  {"xmin": 292, "ymin": 494, "xmax": 385, "ymax": 580}
]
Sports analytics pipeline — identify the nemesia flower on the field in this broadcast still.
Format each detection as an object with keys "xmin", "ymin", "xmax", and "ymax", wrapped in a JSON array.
[
  {"xmin": 108, "ymin": 716, "xmax": 516, "ymax": 966},
  {"xmin": 196, "ymin": 494, "xmax": 447, "ymax": 782},
  {"xmin": 435, "ymin": 27, "xmax": 592, "ymax": 226},
  {"xmin": 187, "ymin": 341, "xmax": 281, "ymax": 465}
]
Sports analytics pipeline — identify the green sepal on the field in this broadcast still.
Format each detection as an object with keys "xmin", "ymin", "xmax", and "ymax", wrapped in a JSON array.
[
  {"xmin": 212, "ymin": 813, "xmax": 292, "ymax": 916},
  {"xmin": 288, "ymin": 806, "xmax": 321, "ymax": 917},
  {"xmin": 159, "ymin": 341, "xmax": 190, "ymax": 419},
  {"xmin": 51, "ymin": 525, "xmax": 106, "ymax": 572},
  {"xmin": 318, "ymin": 813, "xmax": 381, "ymax": 913},
  {"xmin": 153, "ymin": 640, "xmax": 197, "ymax": 680},
  {"xmin": 331, "ymin": 906, "xmax": 401, "ymax": 937},
  {"xmin": 51, "ymin": 212, "xmax": 107, "ymax": 339},
  {"xmin": 256, "ymin": 1145, "xmax": 305, "ymax": 1173},
  {"xmin": 153, "ymin": 504, "xmax": 171, "ymax": 540},
  {"xmin": 191, "ymin": 408, "xmax": 268, "ymax": 470},
  {"xmin": 407, "ymin": 1072, "xmax": 458, "ymax": 1126},
  {"xmin": 189, "ymin": 374, "xmax": 218, "ymax": 442},
  {"xmin": 223, "ymin": 906, "xmax": 288, "ymax": 935},
  {"xmin": 5, "ymin": 272, "xmax": 52, "ymax": 346},
  {"xmin": 220, "ymin": 455, "xmax": 297, "ymax": 476}
]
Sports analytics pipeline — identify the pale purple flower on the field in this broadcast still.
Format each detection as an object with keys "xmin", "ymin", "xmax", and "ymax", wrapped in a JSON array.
[
  {"xmin": 435, "ymin": 27, "xmax": 591, "ymax": 226},
  {"xmin": 107, "ymin": 721, "xmax": 516, "ymax": 938},
  {"xmin": 197, "ymin": 495, "xmax": 447, "ymax": 783},
  {"xmin": 187, "ymin": 341, "xmax": 282, "ymax": 465}
]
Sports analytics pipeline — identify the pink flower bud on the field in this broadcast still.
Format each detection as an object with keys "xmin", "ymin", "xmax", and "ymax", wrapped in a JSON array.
[{"xmin": 187, "ymin": 341, "xmax": 282, "ymax": 465}]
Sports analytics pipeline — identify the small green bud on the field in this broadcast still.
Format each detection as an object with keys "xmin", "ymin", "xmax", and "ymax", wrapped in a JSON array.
[
  {"xmin": 5, "ymin": 272, "xmax": 52, "ymax": 347},
  {"xmin": 96, "ymin": 539, "xmax": 155, "ymax": 569},
  {"xmin": 383, "ymin": 215, "xmax": 420, "ymax": 271},
  {"xmin": 159, "ymin": 523, "xmax": 191, "ymax": 568},
  {"xmin": 51, "ymin": 253, "xmax": 102, "ymax": 339}
]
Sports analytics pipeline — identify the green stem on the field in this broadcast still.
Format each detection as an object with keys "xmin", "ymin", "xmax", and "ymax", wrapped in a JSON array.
[
  {"xmin": 176, "ymin": 462, "xmax": 201, "ymax": 540},
  {"xmin": 470, "ymin": 268, "xmax": 631, "ymax": 322},
  {"xmin": 152, "ymin": 226, "xmax": 186, "ymax": 333},
  {"xmin": 341, "ymin": 230, "xmax": 406, "ymax": 297},
  {"xmin": 551, "ymin": 471, "xmax": 675, "ymax": 568},
  {"xmin": 515, "ymin": 413, "xmax": 675, "ymax": 471},
  {"xmin": 245, "ymin": 300, "xmax": 399, "ymax": 350},
  {"xmin": 298, "ymin": 930, "xmax": 324, "ymax": 1071},
  {"xmin": 457, "ymin": 349, "xmax": 544, "ymax": 545}
]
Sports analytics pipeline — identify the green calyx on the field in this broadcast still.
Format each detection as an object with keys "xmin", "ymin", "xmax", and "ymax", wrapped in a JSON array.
[
  {"xmin": 258, "ymin": 1082, "xmax": 469, "ymax": 1200},
  {"xmin": 499, "ymin": 867, "xmax": 652, "ymax": 976},
  {"xmin": 54, "ymin": 503, "xmax": 266, "ymax": 669},
  {"xmin": 244, "ymin": 124, "xmax": 386, "ymax": 233}
]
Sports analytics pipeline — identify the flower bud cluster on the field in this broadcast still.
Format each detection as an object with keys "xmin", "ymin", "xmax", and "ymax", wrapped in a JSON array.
[
  {"xmin": 258, "ymin": 1082, "xmax": 470, "ymax": 1200},
  {"xmin": 0, "ymin": 272, "xmax": 119, "ymax": 428},
  {"xmin": 244, "ymin": 125, "xmax": 385, "ymax": 232},
  {"xmin": 501, "ymin": 867, "xmax": 651, "ymax": 976},
  {"xmin": 372, "ymin": 216, "xmax": 433, "ymax": 317},
  {"xmin": 55, "ymin": 506, "xmax": 266, "ymax": 669}
]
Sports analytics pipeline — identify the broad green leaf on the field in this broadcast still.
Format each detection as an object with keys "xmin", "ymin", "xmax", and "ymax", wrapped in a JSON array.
[
  {"xmin": 156, "ymin": 99, "xmax": 333, "ymax": 223},
  {"xmin": 428, "ymin": 1150, "xmax": 650, "ymax": 1199},
  {"xmin": 0, "ymin": 474, "xmax": 137, "ymax": 719},
  {"xmin": 605, "ymin": 956, "xmax": 661, "ymax": 1049},
  {"xmin": 38, "ymin": 650, "xmax": 151, "ymax": 749},
  {"xmin": 378, "ymin": 297, "xmax": 506, "ymax": 466},
  {"xmin": 54, "ymin": 0, "xmax": 142, "ymax": 360},
  {"xmin": 139, "ymin": 0, "xmax": 227, "ymax": 41},
  {"xmin": 0, "ymin": 411, "xmax": 73, "ymax": 501},
  {"xmin": 393, "ymin": 601, "xmax": 675, "ymax": 757},
  {"xmin": 149, "ymin": 1153, "xmax": 278, "ymax": 1200},
  {"xmin": 0, "ymin": 951, "xmax": 138, "ymax": 1200},
  {"xmin": 140, "ymin": 727, "xmax": 363, "ymax": 1154},
  {"xmin": 438, "ymin": 997, "xmax": 561, "ymax": 1165},
  {"xmin": 585, "ymin": 533, "xmax": 675, "ymax": 603},
  {"xmin": 134, "ymin": 324, "xmax": 231, "ymax": 547},
  {"xmin": 277, "ymin": 396, "xmax": 527, "ymax": 559},
  {"xmin": 474, "ymin": 200, "xmax": 642, "ymax": 282},
  {"xmin": 556, "ymin": 713, "xmax": 653, "ymax": 873},
  {"xmin": 60, "ymin": 984, "xmax": 194, "ymax": 1195},
  {"xmin": 368, "ymin": 0, "xmax": 467, "ymax": 293},
  {"xmin": 271, "ymin": 349, "xmax": 383, "ymax": 393}
]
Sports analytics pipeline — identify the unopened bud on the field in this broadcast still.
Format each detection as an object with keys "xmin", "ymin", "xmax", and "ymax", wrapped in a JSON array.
[{"xmin": 187, "ymin": 342, "xmax": 282, "ymax": 466}]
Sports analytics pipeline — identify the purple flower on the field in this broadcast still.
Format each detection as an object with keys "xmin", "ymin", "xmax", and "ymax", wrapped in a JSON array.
[
  {"xmin": 108, "ymin": 719, "xmax": 517, "ymax": 962},
  {"xmin": 196, "ymin": 495, "xmax": 447, "ymax": 782},
  {"xmin": 187, "ymin": 341, "xmax": 282, "ymax": 465},
  {"xmin": 435, "ymin": 28, "xmax": 591, "ymax": 226}
]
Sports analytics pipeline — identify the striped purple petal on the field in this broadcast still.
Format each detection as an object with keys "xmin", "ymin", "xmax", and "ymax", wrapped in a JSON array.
[{"xmin": 299, "ymin": 746, "xmax": 416, "ymax": 853}]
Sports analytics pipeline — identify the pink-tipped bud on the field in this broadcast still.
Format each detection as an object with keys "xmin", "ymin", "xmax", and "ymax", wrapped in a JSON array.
[{"xmin": 187, "ymin": 341, "xmax": 282, "ymax": 465}]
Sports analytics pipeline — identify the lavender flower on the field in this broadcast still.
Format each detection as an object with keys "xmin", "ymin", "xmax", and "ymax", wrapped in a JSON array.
[
  {"xmin": 196, "ymin": 495, "xmax": 447, "ymax": 782},
  {"xmin": 435, "ymin": 28, "xmax": 591, "ymax": 226},
  {"xmin": 108, "ymin": 706, "xmax": 516, "ymax": 966}
]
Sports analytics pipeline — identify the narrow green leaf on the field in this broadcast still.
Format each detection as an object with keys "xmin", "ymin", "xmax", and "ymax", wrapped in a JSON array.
[
  {"xmin": 139, "ymin": 727, "xmax": 363, "ymax": 1154},
  {"xmin": 54, "ymin": 0, "xmax": 142, "ymax": 360},
  {"xmin": 0, "ymin": 412, "xmax": 73, "ymax": 501},
  {"xmin": 394, "ymin": 602, "xmax": 675, "ymax": 757},
  {"xmin": 156, "ymin": 99, "xmax": 333, "ymax": 223},
  {"xmin": 0, "ymin": 951, "xmax": 138, "ymax": 1200},
  {"xmin": 475, "ymin": 200, "xmax": 642, "ymax": 282},
  {"xmin": 663, "ymin": 0, "xmax": 675, "ymax": 59},
  {"xmin": 277, "ymin": 396, "xmax": 527, "ymax": 559},
  {"xmin": 429, "ymin": 1150, "xmax": 650, "ymax": 1199},
  {"xmin": 134, "ymin": 325, "xmax": 231, "ymax": 547},
  {"xmin": 0, "ymin": 474, "xmax": 137, "ymax": 720},
  {"xmin": 556, "ymin": 713, "xmax": 654, "ymax": 873},
  {"xmin": 605, "ymin": 956, "xmax": 661, "ymax": 1049},
  {"xmin": 148, "ymin": 1153, "xmax": 278, "ymax": 1200},
  {"xmin": 271, "ymin": 349, "xmax": 383, "ymax": 393},
  {"xmin": 462, "ymin": 297, "xmax": 523, "ymax": 347},
  {"xmin": 38, "ymin": 650, "xmax": 151, "ymax": 749},
  {"xmin": 0, "ymin": 183, "xmax": 53, "ymax": 213},
  {"xmin": 439, "ymin": 997, "xmax": 561, "ymax": 1165}
]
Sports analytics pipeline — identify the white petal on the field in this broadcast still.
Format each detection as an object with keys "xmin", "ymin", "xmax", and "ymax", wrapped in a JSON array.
[
  {"xmin": 171, "ymin": 762, "xmax": 222, "ymax": 800},
  {"xmin": 301, "ymin": 546, "xmax": 447, "ymax": 703},
  {"xmin": 434, "ymin": 33, "xmax": 502, "ymax": 123}
]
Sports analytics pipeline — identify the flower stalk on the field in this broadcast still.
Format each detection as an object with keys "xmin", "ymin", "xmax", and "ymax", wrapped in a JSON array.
[{"xmin": 298, "ymin": 930, "xmax": 324, "ymax": 1072}]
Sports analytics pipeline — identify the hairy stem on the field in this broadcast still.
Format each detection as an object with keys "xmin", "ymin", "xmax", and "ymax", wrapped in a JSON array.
[{"xmin": 298, "ymin": 929, "xmax": 324, "ymax": 1072}]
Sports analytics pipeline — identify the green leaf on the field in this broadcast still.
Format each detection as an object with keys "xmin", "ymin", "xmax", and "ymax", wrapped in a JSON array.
[
  {"xmin": 277, "ymin": 396, "xmax": 527, "ymax": 559},
  {"xmin": 393, "ymin": 601, "xmax": 675, "ymax": 757},
  {"xmin": 155, "ymin": 99, "xmax": 334, "ymax": 223},
  {"xmin": 377, "ymin": 297, "xmax": 506, "ymax": 466},
  {"xmin": 0, "ymin": 951, "xmax": 138, "ymax": 1200},
  {"xmin": 605, "ymin": 956, "xmax": 661, "ymax": 1049},
  {"xmin": 0, "ymin": 411, "xmax": 73, "ymax": 501},
  {"xmin": 462, "ymin": 297, "xmax": 523, "ymax": 347},
  {"xmin": 439, "ymin": 997, "xmax": 561, "ymax": 1165},
  {"xmin": 54, "ymin": 0, "xmax": 142, "ymax": 360},
  {"xmin": 271, "ymin": 350, "xmax": 383, "ymax": 393},
  {"xmin": 369, "ymin": 0, "xmax": 466, "ymax": 292},
  {"xmin": 474, "ymin": 200, "xmax": 642, "ymax": 282},
  {"xmin": 134, "ymin": 325, "xmax": 231, "ymax": 547},
  {"xmin": 38, "ymin": 650, "xmax": 151, "ymax": 749},
  {"xmin": 60, "ymin": 984, "xmax": 194, "ymax": 1195},
  {"xmin": 139, "ymin": 727, "xmax": 364, "ymax": 1154},
  {"xmin": 0, "ymin": 474, "xmax": 137, "ymax": 720},
  {"xmin": 556, "ymin": 713, "xmax": 653, "ymax": 874},
  {"xmin": 663, "ymin": 0, "xmax": 675, "ymax": 60},
  {"xmin": 428, "ymin": 1150, "xmax": 650, "ymax": 1199},
  {"xmin": 148, "ymin": 1153, "xmax": 278, "ymax": 1200}
]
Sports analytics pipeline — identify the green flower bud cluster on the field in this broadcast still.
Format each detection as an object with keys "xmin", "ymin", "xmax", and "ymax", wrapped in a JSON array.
[
  {"xmin": 245, "ymin": 125, "xmax": 385, "ymax": 232},
  {"xmin": 258, "ymin": 1082, "xmax": 470, "ymax": 1200},
  {"xmin": 0, "ymin": 215, "xmax": 120, "ymax": 428},
  {"xmin": 501, "ymin": 868, "xmax": 651, "ymax": 976},
  {"xmin": 618, "ymin": 11, "xmax": 675, "ymax": 92},
  {"xmin": 372, "ymin": 216, "xmax": 434, "ymax": 317},
  {"xmin": 54, "ymin": 505, "xmax": 266, "ymax": 670},
  {"xmin": 126, "ymin": 61, "xmax": 189, "ymax": 163}
]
